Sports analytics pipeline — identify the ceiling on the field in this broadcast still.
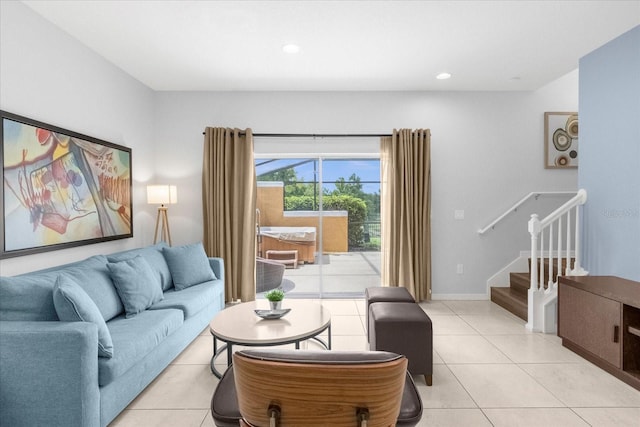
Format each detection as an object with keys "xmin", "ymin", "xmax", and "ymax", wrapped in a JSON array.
[{"xmin": 22, "ymin": 1, "xmax": 640, "ymax": 92}]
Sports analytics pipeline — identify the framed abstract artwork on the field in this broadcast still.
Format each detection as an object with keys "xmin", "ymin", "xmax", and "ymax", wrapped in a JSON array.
[
  {"xmin": 544, "ymin": 111, "xmax": 578, "ymax": 169},
  {"xmin": 0, "ymin": 111, "xmax": 132, "ymax": 258}
]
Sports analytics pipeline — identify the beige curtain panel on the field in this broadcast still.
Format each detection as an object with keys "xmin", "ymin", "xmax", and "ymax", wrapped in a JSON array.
[
  {"xmin": 202, "ymin": 127, "xmax": 256, "ymax": 302},
  {"xmin": 380, "ymin": 129, "xmax": 432, "ymax": 301}
]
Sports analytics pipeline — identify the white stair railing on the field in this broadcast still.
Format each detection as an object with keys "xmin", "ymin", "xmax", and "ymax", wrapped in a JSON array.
[
  {"xmin": 478, "ymin": 191, "xmax": 576, "ymax": 234},
  {"xmin": 527, "ymin": 189, "xmax": 588, "ymax": 333}
]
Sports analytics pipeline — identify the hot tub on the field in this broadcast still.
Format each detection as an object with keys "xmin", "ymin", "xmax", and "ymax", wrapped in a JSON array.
[{"xmin": 258, "ymin": 226, "xmax": 316, "ymax": 264}]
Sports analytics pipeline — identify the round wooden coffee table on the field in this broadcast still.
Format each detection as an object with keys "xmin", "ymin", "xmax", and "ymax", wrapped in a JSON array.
[{"xmin": 209, "ymin": 300, "xmax": 331, "ymax": 378}]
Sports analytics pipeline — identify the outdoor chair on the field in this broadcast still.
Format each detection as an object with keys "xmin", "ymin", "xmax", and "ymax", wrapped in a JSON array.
[{"xmin": 256, "ymin": 257, "xmax": 285, "ymax": 294}]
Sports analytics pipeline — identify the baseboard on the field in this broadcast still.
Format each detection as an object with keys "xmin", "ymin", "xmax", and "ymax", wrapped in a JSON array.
[{"xmin": 431, "ymin": 293, "xmax": 489, "ymax": 301}]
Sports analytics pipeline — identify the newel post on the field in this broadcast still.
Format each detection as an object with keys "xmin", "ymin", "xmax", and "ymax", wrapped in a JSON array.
[
  {"xmin": 572, "ymin": 189, "xmax": 589, "ymax": 276},
  {"xmin": 527, "ymin": 214, "xmax": 541, "ymax": 331},
  {"xmin": 528, "ymin": 214, "xmax": 541, "ymax": 291}
]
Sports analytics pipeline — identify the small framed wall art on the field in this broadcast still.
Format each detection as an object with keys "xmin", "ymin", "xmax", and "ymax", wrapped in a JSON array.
[
  {"xmin": 544, "ymin": 111, "xmax": 578, "ymax": 169},
  {"xmin": 1, "ymin": 111, "xmax": 133, "ymax": 258}
]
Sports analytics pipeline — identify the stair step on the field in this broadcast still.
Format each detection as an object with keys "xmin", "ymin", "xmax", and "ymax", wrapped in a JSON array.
[
  {"xmin": 491, "ymin": 287, "xmax": 528, "ymax": 321},
  {"xmin": 511, "ymin": 271, "xmax": 551, "ymax": 292},
  {"xmin": 490, "ymin": 257, "xmax": 575, "ymax": 324},
  {"xmin": 509, "ymin": 272, "xmax": 531, "ymax": 295},
  {"xmin": 528, "ymin": 257, "xmax": 574, "ymax": 280}
]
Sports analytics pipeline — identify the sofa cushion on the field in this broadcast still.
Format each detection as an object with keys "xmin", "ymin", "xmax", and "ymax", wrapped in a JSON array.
[
  {"xmin": 66, "ymin": 255, "xmax": 125, "ymax": 322},
  {"xmin": 0, "ymin": 274, "xmax": 60, "ymax": 321},
  {"xmin": 98, "ymin": 308, "xmax": 184, "ymax": 386},
  {"xmin": 0, "ymin": 255, "xmax": 123, "ymax": 322},
  {"xmin": 150, "ymin": 279, "xmax": 223, "ymax": 318},
  {"xmin": 107, "ymin": 243, "xmax": 174, "ymax": 291},
  {"xmin": 107, "ymin": 256, "xmax": 164, "ymax": 318},
  {"xmin": 163, "ymin": 243, "xmax": 216, "ymax": 290},
  {"xmin": 52, "ymin": 274, "xmax": 114, "ymax": 358}
]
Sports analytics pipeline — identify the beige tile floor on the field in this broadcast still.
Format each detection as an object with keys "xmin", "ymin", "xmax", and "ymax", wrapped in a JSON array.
[{"xmin": 110, "ymin": 299, "xmax": 640, "ymax": 427}]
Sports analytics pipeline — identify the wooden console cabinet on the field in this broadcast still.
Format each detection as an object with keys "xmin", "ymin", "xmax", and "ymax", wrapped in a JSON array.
[{"xmin": 558, "ymin": 276, "xmax": 640, "ymax": 391}]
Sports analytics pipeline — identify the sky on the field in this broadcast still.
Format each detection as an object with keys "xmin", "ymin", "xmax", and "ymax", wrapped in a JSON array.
[{"xmin": 255, "ymin": 158, "xmax": 381, "ymax": 193}]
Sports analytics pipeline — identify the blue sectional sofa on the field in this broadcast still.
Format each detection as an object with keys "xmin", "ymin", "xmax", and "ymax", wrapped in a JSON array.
[{"xmin": 0, "ymin": 242, "xmax": 225, "ymax": 427}]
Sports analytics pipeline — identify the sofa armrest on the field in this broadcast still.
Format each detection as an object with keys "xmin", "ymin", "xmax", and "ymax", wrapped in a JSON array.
[
  {"xmin": 0, "ymin": 321, "xmax": 100, "ymax": 427},
  {"xmin": 208, "ymin": 257, "xmax": 225, "ymax": 281}
]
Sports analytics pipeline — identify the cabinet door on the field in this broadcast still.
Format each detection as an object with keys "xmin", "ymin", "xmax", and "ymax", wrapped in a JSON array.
[{"xmin": 559, "ymin": 284, "xmax": 621, "ymax": 368}]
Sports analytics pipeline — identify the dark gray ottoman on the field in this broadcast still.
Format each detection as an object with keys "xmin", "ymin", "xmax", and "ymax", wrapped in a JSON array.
[
  {"xmin": 369, "ymin": 302, "xmax": 433, "ymax": 386},
  {"xmin": 365, "ymin": 287, "xmax": 415, "ymax": 340}
]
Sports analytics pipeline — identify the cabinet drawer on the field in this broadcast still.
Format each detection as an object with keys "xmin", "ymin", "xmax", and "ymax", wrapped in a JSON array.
[{"xmin": 559, "ymin": 284, "xmax": 621, "ymax": 368}]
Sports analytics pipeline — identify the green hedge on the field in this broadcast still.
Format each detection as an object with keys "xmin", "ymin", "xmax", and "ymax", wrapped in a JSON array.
[{"xmin": 284, "ymin": 195, "xmax": 315, "ymax": 211}]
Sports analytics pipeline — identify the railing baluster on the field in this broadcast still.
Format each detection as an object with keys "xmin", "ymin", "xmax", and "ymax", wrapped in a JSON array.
[
  {"xmin": 548, "ymin": 222, "xmax": 553, "ymax": 288},
  {"xmin": 529, "ymin": 214, "xmax": 539, "ymax": 292},
  {"xmin": 540, "ymin": 231, "xmax": 545, "ymax": 290},
  {"xmin": 574, "ymin": 205, "xmax": 581, "ymax": 274},
  {"xmin": 557, "ymin": 215, "xmax": 562, "ymax": 287},
  {"xmin": 527, "ymin": 190, "xmax": 587, "ymax": 333},
  {"xmin": 566, "ymin": 211, "xmax": 572, "ymax": 275}
]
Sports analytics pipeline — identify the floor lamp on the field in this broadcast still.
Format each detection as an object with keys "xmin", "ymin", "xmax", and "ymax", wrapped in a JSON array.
[{"xmin": 147, "ymin": 185, "xmax": 177, "ymax": 246}]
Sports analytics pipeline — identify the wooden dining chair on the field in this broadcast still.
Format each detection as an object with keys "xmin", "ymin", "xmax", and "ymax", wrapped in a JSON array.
[{"xmin": 231, "ymin": 349, "xmax": 409, "ymax": 427}]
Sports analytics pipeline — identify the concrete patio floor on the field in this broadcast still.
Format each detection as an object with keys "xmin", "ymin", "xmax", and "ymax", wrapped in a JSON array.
[{"xmin": 270, "ymin": 251, "xmax": 382, "ymax": 298}]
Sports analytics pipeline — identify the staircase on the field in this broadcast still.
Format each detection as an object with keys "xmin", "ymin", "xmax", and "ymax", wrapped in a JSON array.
[
  {"xmin": 491, "ymin": 258, "xmax": 571, "ymax": 321},
  {"xmin": 485, "ymin": 189, "xmax": 588, "ymax": 332}
]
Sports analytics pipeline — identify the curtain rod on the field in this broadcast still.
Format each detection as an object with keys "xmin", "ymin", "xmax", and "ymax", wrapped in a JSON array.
[{"xmin": 202, "ymin": 131, "xmax": 391, "ymax": 137}]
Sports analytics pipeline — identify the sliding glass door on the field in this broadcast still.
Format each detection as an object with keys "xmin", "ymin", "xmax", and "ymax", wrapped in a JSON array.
[
  {"xmin": 320, "ymin": 159, "xmax": 381, "ymax": 296},
  {"xmin": 255, "ymin": 150, "xmax": 380, "ymax": 298},
  {"xmin": 256, "ymin": 157, "xmax": 323, "ymax": 297}
]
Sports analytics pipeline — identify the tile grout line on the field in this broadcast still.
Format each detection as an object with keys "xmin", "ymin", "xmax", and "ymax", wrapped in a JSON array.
[
  {"xmin": 115, "ymin": 299, "xmax": 640, "ymax": 426},
  {"xmin": 438, "ymin": 307, "xmax": 569, "ymax": 423}
]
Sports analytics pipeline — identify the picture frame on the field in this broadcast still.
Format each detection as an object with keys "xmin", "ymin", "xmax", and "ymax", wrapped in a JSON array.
[
  {"xmin": 544, "ymin": 111, "xmax": 579, "ymax": 169},
  {"xmin": 1, "ymin": 111, "xmax": 132, "ymax": 258}
]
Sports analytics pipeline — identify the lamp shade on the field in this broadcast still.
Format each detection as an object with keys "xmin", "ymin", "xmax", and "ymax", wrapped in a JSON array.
[{"xmin": 147, "ymin": 185, "xmax": 178, "ymax": 205}]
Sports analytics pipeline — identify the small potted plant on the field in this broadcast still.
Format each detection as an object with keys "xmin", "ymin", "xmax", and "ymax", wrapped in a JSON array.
[{"xmin": 265, "ymin": 289, "xmax": 285, "ymax": 311}]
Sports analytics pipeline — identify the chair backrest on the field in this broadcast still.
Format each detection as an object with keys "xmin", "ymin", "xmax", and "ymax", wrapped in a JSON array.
[
  {"xmin": 255, "ymin": 257, "xmax": 285, "ymax": 293},
  {"xmin": 232, "ymin": 349, "xmax": 408, "ymax": 427}
]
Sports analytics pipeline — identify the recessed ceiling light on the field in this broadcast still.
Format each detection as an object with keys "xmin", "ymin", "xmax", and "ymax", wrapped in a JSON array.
[
  {"xmin": 282, "ymin": 44, "xmax": 300, "ymax": 54},
  {"xmin": 436, "ymin": 72, "xmax": 451, "ymax": 80}
]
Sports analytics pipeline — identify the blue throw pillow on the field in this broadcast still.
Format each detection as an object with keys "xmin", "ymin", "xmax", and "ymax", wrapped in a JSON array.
[
  {"xmin": 53, "ymin": 274, "xmax": 114, "ymax": 358},
  {"xmin": 107, "ymin": 243, "xmax": 174, "ymax": 291},
  {"xmin": 163, "ymin": 242, "xmax": 216, "ymax": 291},
  {"xmin": 107, "ymin": 255, "xmax": 163, "ymax": 318}
]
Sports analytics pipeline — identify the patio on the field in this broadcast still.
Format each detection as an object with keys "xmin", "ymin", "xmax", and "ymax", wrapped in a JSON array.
[{"xmin": 268, "ymin": 251, "xmax": 382, "ymax": 298}]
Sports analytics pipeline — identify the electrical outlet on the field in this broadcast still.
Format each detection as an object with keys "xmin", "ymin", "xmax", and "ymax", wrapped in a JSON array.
[
  {"xmin": 454, "ymin": 210, "xmax": 465, "ymax": 220},
  {"xmin": 456, "ymin": 263, "xmax": 464, "ymax": 275}
]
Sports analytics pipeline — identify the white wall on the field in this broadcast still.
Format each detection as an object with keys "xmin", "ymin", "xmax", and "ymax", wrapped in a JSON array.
[
  {"xmin": 0, "ymin": 1, "xmax": 580, "ymax": 296},
  {"xmin": 0, "ymin": 1, "xmax": 156, "ymax": 276},
  {"xmin": 154, "ymin": 70, "xmax": 579, "ymax": 297}
]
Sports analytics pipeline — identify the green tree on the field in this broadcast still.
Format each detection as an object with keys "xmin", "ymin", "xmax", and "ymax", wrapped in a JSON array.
[
  {"xmin": 259, "ymin": 168, "xmax": 296, "ymax": 183},
  {"xmin": 333, "ymin": 173, "xmax": 365, "ymax": 199},
  {"xmin": 332, "ymin": 173, "xmax": 380, "ymax": 222},
  {"xmin": 363, "ymin": 191, "xmax": 380, "ymax": 221},
  {"xmin": 259, "ymin": 166, "xmax": 314, "ymax": 197}
]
